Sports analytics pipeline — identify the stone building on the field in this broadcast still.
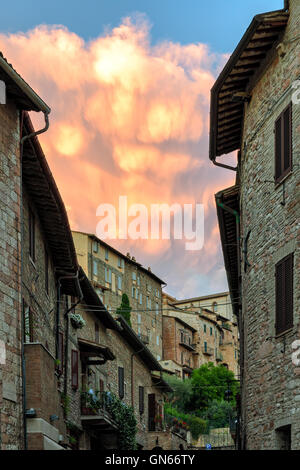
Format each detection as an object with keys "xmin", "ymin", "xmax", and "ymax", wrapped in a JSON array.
[
  {"xmin": 0, "ymin": 51, "xmax": 52, "ymax": 449},
  {"xmin": 162, "ymin": 293, "xmax": 239, "ymax": 378},
  {"xmin": 209, "ymin": 0, "xmax": 300, "ymax": 449},
  {"xmin": 72, "ymin": 231, "xmax": 165, "ymax": 361},
  {"xmin": 66, "ymin": 269, "xmax": 186, "ymax": 450}
]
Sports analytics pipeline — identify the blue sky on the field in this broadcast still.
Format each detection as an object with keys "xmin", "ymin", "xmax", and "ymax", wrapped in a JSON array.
[{"xmin": 1, "ymin": 0, "xmax": 284, "ymax": 53}]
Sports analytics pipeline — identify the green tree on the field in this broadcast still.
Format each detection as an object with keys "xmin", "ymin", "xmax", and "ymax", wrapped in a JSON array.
[
  {"xmin": 116, "ymin": 293, "xmax": 132, "ymax": 326},
  {"xmin": 199, "ymin": 400, "xmax": 236, "ymax": 430},
  {"xmin": 191, "ymin": 363, "xmax": 238, "ymax": 410},
  {"xmin": 163, "ymin": 373, "xmax": 194, "ymax": 412}
]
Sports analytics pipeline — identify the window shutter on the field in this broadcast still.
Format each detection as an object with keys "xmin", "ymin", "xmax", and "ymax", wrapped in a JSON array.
[
  {"xmin": 275, "ymin": 116, "xmax": 282, "ymax": 182},
  {"xmin": 275, "ymin": 103, "xmax": 292, "ymax": 183},
  {"xmin": 95, "ymin": 322, "xmax": 99, "ymax": 343},
  {"xmin": 118, "ymin": 366, "xmax": 124, "ymax": 399},
  {"xmin": 99, "ymin": 379, "xmax": 104, "ymax": 392},
  {"xmin": 71, "ymin": 350, "xmax": 78, "ymax": 389},
  {"xmin": 139, "ymin": 386, "xmax": 144, "ymax": 414},
  {"xmin": 276, "ymin": 253, "xmax": 293, "ymax": 335},
  {"xmin": 283, "ymin": 103, "xmax": 292, "ymax": 174}
]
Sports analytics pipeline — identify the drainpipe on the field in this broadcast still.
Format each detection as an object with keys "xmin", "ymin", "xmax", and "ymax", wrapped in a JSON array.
[
  {"xmin": 62, "ymin": 273, "xmax": 83, "ymax": 401},
  {"xmin": 20, "ymin": 110, "xmax": 50, "ymax": 450},
  {"xmin": 131, "ymin": 347, "xmax": 145, "ymax": 408},
  {"xmin": 211, "ymin": 156, "xmax": 237, "ymax": 172}
]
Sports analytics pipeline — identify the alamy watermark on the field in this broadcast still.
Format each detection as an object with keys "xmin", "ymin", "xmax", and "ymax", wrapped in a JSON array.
[
  {"xmin": 0, "ymin": 339, "xmax": 6, "ymax": 365},
  {"xmin": 291, "ymin": 340, "xmax": 300, "ymax": 366},
  {"xmin": 96, "ymin": 196, "xmax": 204, "ymax": 251},
  {"xmin": 0, "ymin": 80, "xmax": 6, "ymax": 104}
]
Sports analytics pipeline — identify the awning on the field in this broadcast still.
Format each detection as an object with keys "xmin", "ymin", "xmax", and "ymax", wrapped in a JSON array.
[{"xmin": 78, "ymin": 338, "xmax": 115, "ymax": 361}]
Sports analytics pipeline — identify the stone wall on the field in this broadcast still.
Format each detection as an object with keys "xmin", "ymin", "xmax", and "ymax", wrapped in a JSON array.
[
  {"xmin": 0, "ymin": 101, "xmax": 22, "ymax": 449},
  {"xmin": 240, "ymin": 0, "xmax": 300, "ymax": 449}
]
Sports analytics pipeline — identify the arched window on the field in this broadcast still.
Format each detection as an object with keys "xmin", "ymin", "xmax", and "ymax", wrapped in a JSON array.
[{"xmin": 212, "ymin": 301, "xmax": 218, "ymax": 312}]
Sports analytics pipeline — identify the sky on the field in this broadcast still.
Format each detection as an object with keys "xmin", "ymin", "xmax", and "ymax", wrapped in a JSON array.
[{"xmin": 0, "ymin": 1, "xmax": 284, "ymax": 298}]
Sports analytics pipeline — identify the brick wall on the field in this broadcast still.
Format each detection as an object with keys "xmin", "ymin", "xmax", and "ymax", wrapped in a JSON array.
[{"xmin": 240, "ymin": 0, "xmax": 300, "ymax": 449}]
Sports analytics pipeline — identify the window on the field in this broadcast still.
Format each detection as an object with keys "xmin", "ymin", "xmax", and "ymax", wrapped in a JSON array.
[
  {"xmin": 93, "ymin": 260, "xmax": 98, "ymax": 276},
  {"xmin": 58, "ymin": 332, "xmax": 64, "ymax": 373},
  {"xmin": 99, "ymin": 379, "xmax": 104, "ymax": 392},
  {"xmin": 155, "ymin": 302, "xmax": 159, "ymax": 314},
  {"xmin": 210, "ymin": 327, "xmax": 213, "ymax": 336},
  {"xmin": 132, "ymin": 272, "xmax": 136, "ymax": 281},
  {"xmin": 105, "ymin": 267, "xmax": 112, "ymax": 284},
  {"xmin": 137, "ymin": 314, "xmax": 141, "ymax": 324},
  {"xmin": 204, "ymin": 341, "xmax": 207, "ymax": 352},
  {"xmin": 212, "ymin": 301, "xmax": 218, "ymax": 312},
  {"xmin": 275, "ymin": 102, "xmax": 292, "ymax": 184},
  {"xmin": 157, "ymin": 355, "xmax": 161, "ymax": 361},
  {"xmin": 138, "ymin": 326, "xmax": 141, "ymax": 335},
  {"xmin": 275, "ymin": 425, "xmax": 291, "ymax": 450},
  {"xmin": 132, "ymin": 286, "xmax": 136, "ymax": 298},
  {"xmin": 71, "ymin": 350, "xmax": 78, "ymax": 389},
  {"xmin": 137, "ymin": 275, "xmax": 140, "ymax": 286},
  {"xmin": 105, "ymin": 248, "xmax": 109, "ymax": 260},
  {"xmin": 29, "ymin": 208, "xmax": 35, "ymax": 261},
  {"xmin": 203, "ymin": 324, "xmax": 206, "ymax": 333},
  {"xmin": 95, "ymin": 322, "xmax": 99, "ymax": 343},
  {"xmin": 23, "ymin": 301, "xmax": 33, "ymax": 343},
  {"xmin": 139, "ymin": 386, "xmax": 144, "ymax": 414},
  {"xmin": 45, "ymin": 249, "xmax": 49, "ymax": 294},
  {"xmin": 118, "ymin": 366, "xmax": 124, "ymax": 399},
  {"xmin": 181, "ymin": 352, "xmax": 184, "ymax": 364},
  {"xmin": 118, "ymin": 257, "xmax": 122, "ymax": 268},
  {"xmin": 93, "ymin": 240, "xmax": 98, "ymax": 253},
  {"xmin": 156, "ymin": 335, "xmax": 159, "ymax": 346},
  {"xmin": 139, "ymin": 293, "xmax": 142, "ymax": 305},
  {"xmin": 275, "ymin": 253, "xmax": 294, "ymax": 335}
]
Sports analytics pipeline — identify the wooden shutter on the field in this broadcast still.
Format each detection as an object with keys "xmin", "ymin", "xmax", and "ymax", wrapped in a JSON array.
[
  {"xmin": 275, "ymin": 103, "xmax": 292, "ymax": 183},
  {"xmin": 118, "ymin": 366, "xmax": 124, "ymax": 399},
  {"xmin": 99, "ymin": 379, "xmax": 104, "ymax": 392},
  {"xmin": 23, "ymin": 301, "xmax": 33, "ymax": 343},
  {"xmin": 95, "ymin": 322, "xmax": 99, "ymax": 343},
  {"xmin": 148, "ymin": 393, "xmax": 156, "ymax": 431},
  {"xmin": 71, "ymin": 350, "xmax": 79, "ymax": 389},
  {"xmin": 276, "ymin": 253, "xmax": 294, "ymax": 335},
  {"xmin": 139, "ymin": 386, "xmax": 144, "ymax": 414}
]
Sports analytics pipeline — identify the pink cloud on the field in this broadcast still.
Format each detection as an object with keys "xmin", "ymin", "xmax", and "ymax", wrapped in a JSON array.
[{"xmin": 0, "ymin": 16, "xmax": 235, "ymax": 297}]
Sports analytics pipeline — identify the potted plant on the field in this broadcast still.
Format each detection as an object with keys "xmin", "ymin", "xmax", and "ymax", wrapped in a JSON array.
[{"xmin": 70, "ymin": 313, "xmax": 86, "ymax": 329}]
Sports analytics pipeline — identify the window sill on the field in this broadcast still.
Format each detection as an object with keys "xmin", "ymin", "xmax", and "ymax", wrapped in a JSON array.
[
  {"xmin": 275, "ymin": 169, "xmax": 293, "ymax": 189},
  {"xmin": 275, "ymin": 327, "xmax": 293, "ymax": 339}
]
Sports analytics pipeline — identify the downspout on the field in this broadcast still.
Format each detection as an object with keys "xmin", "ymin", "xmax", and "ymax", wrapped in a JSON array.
[
  {"xmin": 62, "ymin": 273, "xmax": 83, "ymax": 401},
  {"xmin": 131, "ymin": 347, "xmax": 145, "ymax": 408},
  {"xmin": 211, "ymin": 156, "xmax": 237, "ymax": 172},
  {"xmin": 20, "ymin": 110, "xmax": 50, "ymax": 450}
]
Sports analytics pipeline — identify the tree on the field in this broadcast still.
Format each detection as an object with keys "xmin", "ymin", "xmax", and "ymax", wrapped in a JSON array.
[
  {"xmin": 191, "ymin": 363, "xmax": 239, "ymax": 410},
  {"xmin": 116, "ymin": 293, "xmax": 132, "ymax": 326},
  {"xmin": 199, "ymin": 400, "xmax": 236, "ymax": 430},
  {"xmin": 163, "ymin": 373, "xmax": 194, "ymax": 412}
]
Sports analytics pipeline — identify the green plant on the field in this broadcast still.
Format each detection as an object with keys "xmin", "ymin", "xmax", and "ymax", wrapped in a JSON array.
[
  {"xmin": 116, "ymin": 294, "xmax": 132, "ymax": 326},
  {"xmin": 164, "ymin": 405, "xmax": 207, "ymax": 440},
  {"xmin": 69, "ymin": 435, "xmax": 77, "ymax": 445},
  {"xmin": 105, "ymin": 393, "xmax": 137, "ymax": 450},
  {"xmin": 61, "ymin": 393, "xmax": 71, "ymax": 417}
]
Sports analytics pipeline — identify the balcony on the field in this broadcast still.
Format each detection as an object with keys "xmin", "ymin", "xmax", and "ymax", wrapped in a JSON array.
[
  {"xmin": 179, "ymin": 338, "xmax": 196, "ymax": 351},
  {"xmin": 202, "ymin": 345, "xmax": 213, "ymax": 356},
  {"xmin": 81, "ymin": 391, "xmax": 119, "ymax": 432},
  {"xmin": 216, "ymin": 351, "xmax": 223, "ymax": 362}
]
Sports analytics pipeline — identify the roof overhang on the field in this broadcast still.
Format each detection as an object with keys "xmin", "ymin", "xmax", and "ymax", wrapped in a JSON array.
[
  {"xmin": 151, "ymin": 374, "xmax": 173, "ymax": 393},
  {"xmin": 209, "ymin": 9, "xmax": 289, "ymax": 161},
  {"xmin": 22, "ymin": 113, "xmax": 78, "ymax": 295},
  {"xmin": 215, "ymin": 186, "xmax": 240, "ymax": 317},
  {"xmin": 117, "ymin": 316, "xmax": 163, "ymax": 372},
  {"xmin": 0, "ymin": 52, "xmax": 50, "ymax": 113},
  {"xmin": 78, "ymin": 338, "xmax": 115, "ymax": 361}
]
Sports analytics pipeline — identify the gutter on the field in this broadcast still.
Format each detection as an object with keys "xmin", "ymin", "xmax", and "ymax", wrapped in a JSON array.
[{"xmin": 0, "ymin": 54, "xmax": 50, "ymax": 114}]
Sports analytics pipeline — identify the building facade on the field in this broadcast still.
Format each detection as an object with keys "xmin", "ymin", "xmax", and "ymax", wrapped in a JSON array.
[
  {"xmin": 210, "ymin": 0, "xmax": 300, "ymax": 449},
  {"xmin": 162, "ymin": 293, "xmax": 239, "ymax": 378},
  {"xmin": 72, "ymin": 231, "xmax": 164, "ymax": 361}
]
